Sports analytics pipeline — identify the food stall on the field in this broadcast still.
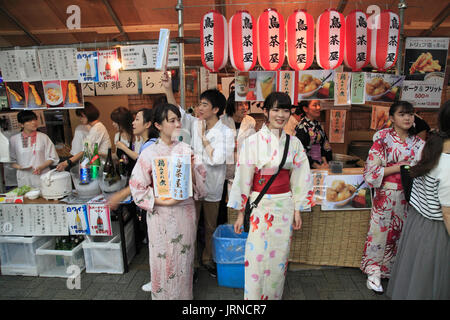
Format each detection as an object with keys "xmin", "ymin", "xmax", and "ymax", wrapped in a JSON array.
[{"xmin": 0, "ymin": 0, "xmax": 448, "ymax": 275}]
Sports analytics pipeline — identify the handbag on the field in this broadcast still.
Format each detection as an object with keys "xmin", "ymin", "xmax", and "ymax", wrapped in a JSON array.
[{"xmin": 243, "ymin": 135, "xmax": 290, "ymax": 233}]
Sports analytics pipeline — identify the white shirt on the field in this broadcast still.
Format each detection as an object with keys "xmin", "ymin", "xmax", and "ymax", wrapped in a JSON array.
[
  {"xmin": 70, "ymin": 124, "xmax": 90, "ymax": 155},
  {"xmin": 180, "ymin": 107, "xmax": 235, "ymax": 202},
  {"xmin": 84, "ymin": 122, "xmax": 111, "ymax": 158},
  {"xmin": 9, "ymin": 131, "xmax": 59, "ymax": 188}
]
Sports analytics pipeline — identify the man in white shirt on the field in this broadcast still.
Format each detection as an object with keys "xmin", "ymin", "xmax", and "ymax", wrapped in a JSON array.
[{"xmin": 162, "ymin": 74, "xmax": 234, "ymax": 278}]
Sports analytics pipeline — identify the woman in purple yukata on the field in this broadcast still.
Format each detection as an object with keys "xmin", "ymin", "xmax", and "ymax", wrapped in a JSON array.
[
  {"xmin": 129, "ymin": 103, "xmax": 206, "ymax": 300},
  {"xmin": 361, "ymin": 101, "xmax": 425, "ymax": 294}
]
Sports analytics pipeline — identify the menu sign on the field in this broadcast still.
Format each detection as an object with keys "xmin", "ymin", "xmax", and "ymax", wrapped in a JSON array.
[
  {"xmin": 76, "ymin": 50, "xmax": 99, "ymax": 83},
  {"xmin": 16, "ymin": 49, "xmax": 41, "ymax": 82},
  {"xmin": 0, "ymin": 50, "xmax": 21, "ymax": 81},
  {"xmin": 329, "ymin": 109, "xmax": 346, "ymax": 143},
  {"xmin": 95, "ymin": 71, "xmax": 139, "ymax": 95},
  {"xmin": 351, "ymin": 72, "xmax": 365, "ymax": 104},
  {"xmin": 39, "ymin": 48, "xmax": 78, "ymax": 81},
  {"xmin": 120, "ymin": 44, "xmax": 180, "ymax": 70},
  {"xmin": 401, "ymin": 37, "xmax": 449, "ymax": 108},
  {"xmin": 141, "ymin": 71, "xmax": 165, "ymax": 94},
  {"xmin": 98, "ymin": 49, "xmax": 119, "ymax": 82}
]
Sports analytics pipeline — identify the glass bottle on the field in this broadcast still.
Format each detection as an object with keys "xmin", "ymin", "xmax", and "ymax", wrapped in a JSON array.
[
  {"xmin": 90, "ymin": 143, "xmax": 101, "ymax": 180},
  {"xmin": 79, "ymin": 142, "xmax": 91, "ymax": 184}
]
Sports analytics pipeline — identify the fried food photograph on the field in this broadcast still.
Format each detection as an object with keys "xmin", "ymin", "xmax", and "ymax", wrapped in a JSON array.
[
  {"xmin": 326, "ymin": 179, "xmax": 357, "ymax": 203},
  {"xmin": 46, "ymin": 87, "xmax": 61, "ymax": 103},
  {"xmin": 298, "ymin": 74, "xmax": 322, "ymax": 93},
  {"xmin": 68, "ymin": 82, "xmax": 79, "ymax": 104},
  {"xmin": 409, "ymin": 52, "xmax": 441, "ymax": 74},
  {"xmin": 6, "ymin": 86, "xmax": 23, "ymax": 102},
  {"xmin": 29, "ymin": 84, "xmax": 42, "ymax": 105},
  {"xmin": 376, "ymin": 109, "xmax": 389, "ymax": 129},
  {"xmin": 366, "ymin": 77, "xmax": 391, "ymax": 96}
]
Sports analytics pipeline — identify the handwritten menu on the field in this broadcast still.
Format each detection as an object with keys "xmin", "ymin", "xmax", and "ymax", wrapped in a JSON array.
[
  {"xmin": 95, "ymin": 71, "xmax": 139, "ymax": 95},
  {"xmin": 87, "ymin": 204, "xmax": 112, "ymax": 236},
  {"xmin": 277, "ymin": 71, "xmax": 296, "ymax": 104},
  {"xmin": 329, "ymin": 110, "xmax": 347, "ymax": 144},
  {"xmin": 38, "ymin": 48, "xmax": 78, "ymax": 81},
  {"xmin": 152, "ymin": 156, "xmax": 192, "ymax": 200},
  {"xmin": 98, "ymin": 49, "xmax": 119, "ymax": 82},
  {"xmin": 334, "ymin": 72, "xmax": 351, "ymax": 106},
  {"xmin": 16, "ymin": 50, "xmax": 41, "ymax": 82},
  {"xmin": 0, "ymin": 50, "xmax": 21, "ymax": 81},
  {"xmin": 311, "ymin": 170, "xmax": 328, "ymax": 205},
  {"xmin": 199, "ymin": 67, "xmax": 218, "ymax": 93},
  {"xmin": 141, "ymin": 71, "xmax": 165, "ymax": 94},
  {"xmin": 76, "ymin": 50, "xmax": 99, "ymax": 83},
  {"xmin": 351, "ymin": 72, "xmax": 365, "ymax": 104},
  {"xmin": 0, "ymin": 204, "xmax": 68, "ymax": 236}
]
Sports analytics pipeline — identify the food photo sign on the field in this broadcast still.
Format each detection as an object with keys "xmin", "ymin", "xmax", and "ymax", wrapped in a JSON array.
[{"xmin": 321, "ymin": 174, "xmax": 372, "ymax": 211}]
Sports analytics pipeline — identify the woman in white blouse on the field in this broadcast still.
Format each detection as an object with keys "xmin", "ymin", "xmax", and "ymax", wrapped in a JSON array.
[
  {"xmin": 387, "ymin": 100, "xmax": 450, "ymax": 300},
  {"xmin": 56, "ymin": 102, "xmax": 111, "ymax": 171}
]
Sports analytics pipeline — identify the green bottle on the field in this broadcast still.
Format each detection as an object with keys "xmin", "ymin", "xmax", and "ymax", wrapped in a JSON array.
[{"xmin": 90, "ymin": 143, "xmax": 101, "ymax": 180}]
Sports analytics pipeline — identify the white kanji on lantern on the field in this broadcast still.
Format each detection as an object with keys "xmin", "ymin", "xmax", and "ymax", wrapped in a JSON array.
[
  {"xmin": 257, "ymin": 8, "xmax": 285, "ymax": 71},
  {"xmin": 229, "ymin": 10, "xmax": 257, "ymax": 71},
  {"xmin": 344, "ymin": 10, "xmax": 371, "ymax": 71},
  {"xmin": 316, "ymin": 9, "xmax": 345, "ymax": 70},
  {"xmin": 286, "ymin": 10, "xmax": 314, "ymax": 71},
  {"xmin": 369, "ymin": 10, "xmax": 400, "ymax": 71},
  {"xmin": 200, "ymin": 10, "xmax": 228, "ymax": 72}
]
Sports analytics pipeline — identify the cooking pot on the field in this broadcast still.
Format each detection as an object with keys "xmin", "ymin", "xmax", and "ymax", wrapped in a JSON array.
[{"xmin": 40, "ymin": 169, "xmax": 72, "ymax": 200}]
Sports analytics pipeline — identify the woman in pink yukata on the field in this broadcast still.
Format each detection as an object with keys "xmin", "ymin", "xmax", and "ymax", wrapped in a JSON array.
[
  {"xmin": 361, "ymin": 101, "xmax": 425, "ymax": 294},
  {"xmin": 129, "ymin": 103, "xmax": 206, "ymax": 300}
]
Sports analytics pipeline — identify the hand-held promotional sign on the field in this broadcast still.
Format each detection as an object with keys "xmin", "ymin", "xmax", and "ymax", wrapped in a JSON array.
[
  {"xmin": 229, "ymin": 10, "xmax": 257, "ymax": 71},
  {"xmin": 369, "ymin": 10, "xmax": 400, "ymax": 71},
  {"xmin": 200, "ymin": 10, "xmax": 228, "ymax": 73},
  {"xmin": 286, "ymin": 10, "xmax": 314, "ymax": 71},
  {"xmin": 257, "ymin": 8, "xmax": 285, "ymax": 71},
  {"xmin": 316, "ymin": 9, "xmax": 345, "ymax": 70},
  {"xmin": 344, "ymin": 10, "xmax": 371, "ymax": 71}
]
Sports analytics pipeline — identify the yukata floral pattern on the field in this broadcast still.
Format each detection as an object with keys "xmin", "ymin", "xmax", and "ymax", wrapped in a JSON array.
[
  {"xmin": 295, "ymin": 116, "xmax": 332, "ymax": 167},
  {"xmin": 228, "ymin": 125, "xmax": 313, "ymax": 300},
  {"xmin": 361, "ymin": 128, "xmax": 424, "ymax": 278},
  {"xmin": 129, "ymin": 139, "xmax": 206, "ymax": 300}
]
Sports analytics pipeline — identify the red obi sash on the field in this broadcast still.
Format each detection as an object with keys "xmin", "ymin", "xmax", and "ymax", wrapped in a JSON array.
[{"xmin": 252, "ymin": 169, "xmax": 291, "ymax": 194}]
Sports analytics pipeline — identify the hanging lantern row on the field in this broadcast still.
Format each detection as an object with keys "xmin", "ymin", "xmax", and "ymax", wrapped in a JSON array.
[{"xmin": 200, "ymin": 9, "xmax": 400, "ymax": 72}]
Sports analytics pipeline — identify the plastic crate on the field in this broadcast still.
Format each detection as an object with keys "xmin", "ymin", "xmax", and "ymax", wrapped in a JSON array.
[
  {"xmin": 0, "ymin": 236, "xmax": 50, "ymax": 276},
  {"xmin": 82, "ymin": 219, "xmax": 135, "ymax": 274},
  {"xmin": 212, "ymin": 224, "xmax": 248, "ymax": 289},
  {"xmin": 36, "ymin": 239, "xmax": 85, "ymax": 278}
]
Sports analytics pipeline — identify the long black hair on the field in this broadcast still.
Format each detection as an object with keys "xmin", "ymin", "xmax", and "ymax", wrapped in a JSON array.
[
  {"xmin": 389, "ymin": 101, "xmax": 415, "ymax": 136},
  {"xmin": 410, "ymin": 100, "xmax": 450, "ymax": 178},
  {"xmin": 150, "ymin": 103, "xmax": 181, "ymax": 132},
  {"xmin": 225, "ymin": 91, "xmax": 250, "ymax": 117}
]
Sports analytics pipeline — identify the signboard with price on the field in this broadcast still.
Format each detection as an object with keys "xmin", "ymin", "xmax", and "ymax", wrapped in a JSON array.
[{"xmin": 401, "ymin": 37, "xmax": 449, "ymax": 108}]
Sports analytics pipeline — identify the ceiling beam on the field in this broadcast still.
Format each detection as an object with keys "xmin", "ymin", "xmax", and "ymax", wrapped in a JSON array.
[
  {"xmin": 102, "ymin": 0, "xmax": 130, "ymax": 41},
  {"xmin": 420, "ymin": 3, "xmax": 450, "ymax": 36},
  {"xmin": 0, "ymin": 7, "xmax": 41, "ymax": 46}
]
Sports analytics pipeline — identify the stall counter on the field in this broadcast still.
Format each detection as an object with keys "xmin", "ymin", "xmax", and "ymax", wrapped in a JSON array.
[{"xmin": 228, "ymin": 167, "xmax": 371, "ymax": 268}]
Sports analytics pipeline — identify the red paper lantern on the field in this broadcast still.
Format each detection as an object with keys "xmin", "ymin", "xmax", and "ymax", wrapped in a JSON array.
[
  {"xmin": 200, "ymin": 10, "xmax": 228, "ymax": 72},
  {"xmin": 316, "ymin": 9, "xmax": 345, "ymax": 70},
  {"xmin": 257, "ymin": 8, "xmax": 285, "ymax": 71},
  {"xmin": 369, "ymin": 10, "xmax": 400, "ymax": 71},
  {"xmin": 229, "ymin": 11, "xmax": 257, "ymax": 71},
  {"xmin": 344, "ymin": 10, "xmax": 371, "ymax": 71},
  {"xmin": 286, "ymin": 10, "xmax": 314, "ymax": 71}
]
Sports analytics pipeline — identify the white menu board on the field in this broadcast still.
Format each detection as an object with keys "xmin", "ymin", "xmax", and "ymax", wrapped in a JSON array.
[
  {"xmin": 98, "ymin": 49, "xmax": 119, "ymax": 82},
  {"xmin": 120, "ymin": 44, "xmax": 179, "ymax": 70},
  {"xmin": 0, "ymin": 204, "xmax": 68, "ymax": 236},
  {"xmin": 55, "ymin": 48, "xmax": 78, "ymax": 80},
  {"xmin": 0, "ymin": 50, "xmax": 21, "ymax": 81},
  {"xmin": 38, "ymin": 49, "xmax": 60, "ymax": 80},
  {"xmin": 16, "ymin": 49, "xmax": 41, "ymax": 81}
]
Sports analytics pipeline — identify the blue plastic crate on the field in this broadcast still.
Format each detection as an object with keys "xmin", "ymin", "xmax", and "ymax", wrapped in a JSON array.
[{"xmin": 213, "ymin": 224, "xmax": 248, "ymax": 289}]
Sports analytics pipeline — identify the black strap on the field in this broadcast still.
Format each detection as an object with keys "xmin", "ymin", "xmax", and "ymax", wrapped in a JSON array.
[{"xmin": 249, "ymin": 134, "xmax": 290, "ymax": 210}]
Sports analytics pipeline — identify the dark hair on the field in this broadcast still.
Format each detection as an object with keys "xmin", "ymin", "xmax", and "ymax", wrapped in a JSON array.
[
  {"xmin": 389, "ymin": 101, "xmax": 415, "ymax": 136},
  {"xmin": 151, "ymin": 103, "xmax": 182, "ymax": 132},
  {"xmin": 200, "ymin": 89, "xmax": 226, "ymax": 118},
  {"xmin": 225, "ymin": 91, "xmax": 250, "ymax": 117},
  {"xmin": 410, "ymin": 100, "xmax": 450, "ymax": 178},
  {"xmin": 297, "ymin": 100, "xmax": 310, "ymax": 116},
  {"xmin": 153, "ymin": 95, "xmax": 168, "ymax": 109},
  {"xmin": 79, "ymin": 102, "xmax": 100, "ymax": 122},
  {"xmin": 17, "ymin": 110, "xmax": 37, "ymax": 124},
  {"xmin": 263, "ymin": 92, "xmax": 292, "ymax": 111},
  {"xmin": 111, "ymin": 106, "xmax": 133, "ymax": 139},
  {"xmin": 137, "ymin": 108, "xmax": 159, "ymax": 140}
]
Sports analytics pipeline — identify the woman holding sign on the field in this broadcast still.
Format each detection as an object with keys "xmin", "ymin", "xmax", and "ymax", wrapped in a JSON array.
[{"xmin": 129, "ymin": 103, "xmax": 206, "ymax": 300}]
